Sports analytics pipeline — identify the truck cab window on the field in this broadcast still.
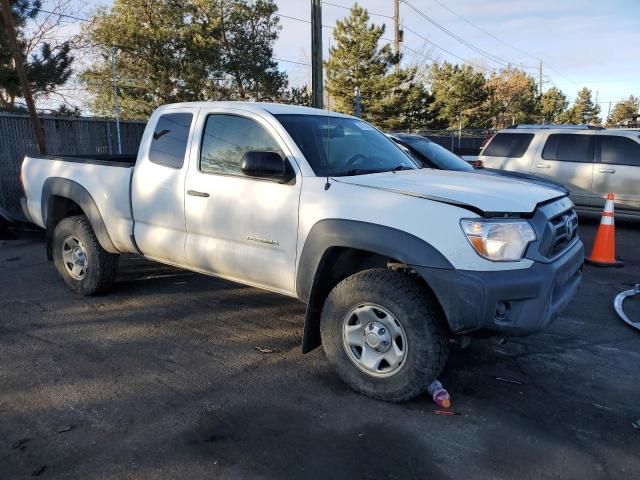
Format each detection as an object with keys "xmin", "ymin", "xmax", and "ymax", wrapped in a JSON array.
[
  {"xmin": 200, "ymin": 115, "xmax": 283, "ymax": 175},
  {"xmin": 148, "ymin": 113, "xmax": 193, "ymax": 169}
]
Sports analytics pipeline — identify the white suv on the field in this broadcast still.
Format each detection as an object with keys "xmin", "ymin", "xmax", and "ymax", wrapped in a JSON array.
[{"xmin": 478, "ymin": 125, "xmax": 640, "ymax": 215}]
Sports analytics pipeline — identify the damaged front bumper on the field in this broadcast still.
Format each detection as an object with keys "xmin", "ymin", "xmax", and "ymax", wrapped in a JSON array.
[{"xmin": 415, "ymin": 239, "xmax": 584, "ymax": 336}]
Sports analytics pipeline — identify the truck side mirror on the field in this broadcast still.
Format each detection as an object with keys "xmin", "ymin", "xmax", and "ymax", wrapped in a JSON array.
[{"xmin": 241, "ymin": 151, "xmax": 293, "ymax": 182}]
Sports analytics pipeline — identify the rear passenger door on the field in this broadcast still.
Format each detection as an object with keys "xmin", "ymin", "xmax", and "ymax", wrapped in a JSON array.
[
  {"xmin": 592, "ymin": 134, "xmax": 640, "ymax": 212},
  {"xmin": 132, "ymin": 110, "xmax": 194, "ymax": 266},
  {"xmin": 532, "ymin": 133, "xmax": 594, "ymax": 207}
]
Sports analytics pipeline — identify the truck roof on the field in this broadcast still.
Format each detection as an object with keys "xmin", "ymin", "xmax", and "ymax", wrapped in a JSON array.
[{"xmin": 156, "ymin": 101, "xmax": 353, "ymax": 118}]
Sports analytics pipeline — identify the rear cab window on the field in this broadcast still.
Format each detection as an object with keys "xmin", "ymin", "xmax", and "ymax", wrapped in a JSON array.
[
  {"xmin": 482, "ymin": 133, "xmax": 534, "ymax": 158},
  {"xmin": 148, "ymin": 113, "xmax": 193, "ymax": 169},
  {"xmin": 542, "ymin": 134, "xmax": 594, "ymax": 163}
]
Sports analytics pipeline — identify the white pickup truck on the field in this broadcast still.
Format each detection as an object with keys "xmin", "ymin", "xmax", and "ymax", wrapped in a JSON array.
[{"xmin": 21, "ymin": 102, "xmax": 584, "ymax": 402}]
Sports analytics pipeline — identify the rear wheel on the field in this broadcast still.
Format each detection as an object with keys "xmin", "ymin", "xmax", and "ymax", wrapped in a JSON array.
[
  {"xmin": 52, "ymin": 215, "xmax": 118, "ymax": 295},
  {"xmin": 320, "ymin": 268, "xmax": 449, "ymax": 402}
]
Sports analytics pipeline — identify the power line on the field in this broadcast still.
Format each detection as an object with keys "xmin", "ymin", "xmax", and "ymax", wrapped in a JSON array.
[
  {"xmin": 401, "ymin": 25, "xmax": 495, "ymax": 73},
  {"xmin": 404, "ymin": 43, "xmax": 491, "ymax": 74},
  {"xmin": 425, "ymin": 0, "xmax": 581, "ymax": 87},
  {"xmin": 40, "ymin": 9, "xmax": 313, "ymax": 70},
  {"xmin": 401, "ymin": 44, "xmax": 436, "ymax": 63},
  {"xmin": 38, "ymin": 9, "xmax": 89, "ymax": 23},
  {"xmin": 401, "ymin": 0, "xmax": 519, "ymax": 68},
  {"xmin": 280, "ymin": 6, "xmax": 489, "ymax": 73},
  {"xmin": 277, "ymin": 11, "xmax": 341, "ymax": 31},
  {"xmin": 275, "ymin": 57, "xmax": 311, "ymax": 67},
  {"xmin": 322, "ymin": 1, "xmax": 393, "ymax": 20},
  {"xmin": 427, "ymin": 0, "xmax": 539, "ymax": 63},
  {"xmin": 278, "ymin": 13, "xmax": 310, "ymax": 24}
]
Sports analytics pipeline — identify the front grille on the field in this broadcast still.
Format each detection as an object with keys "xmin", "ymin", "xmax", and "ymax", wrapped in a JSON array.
[{"xmin": 548, "ymin": 209, "xmax": 578, "ymax": 257}]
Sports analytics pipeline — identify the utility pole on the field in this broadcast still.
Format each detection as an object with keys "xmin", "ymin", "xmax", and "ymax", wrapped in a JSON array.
[
  {"xmin": 110, "ymin": 47, "xmax": 122, "ymax": 155},
  {"xmin": 393, "ymin": 0, "xmax": 400, "ymax": 69},
  {"xmin": 354, "ymin": 87, "xmax": 361, "ymax": 118},
  {"xmin": 1, "ymin": 0, "xmax": 47, "ymax": 154},
  {"xmin": 538, "ymin": 60, "xmax": 543, "ymax": 97},
  {"xmin": 311, "ymin": 0, "xmax": 323, "ymax": 109}
]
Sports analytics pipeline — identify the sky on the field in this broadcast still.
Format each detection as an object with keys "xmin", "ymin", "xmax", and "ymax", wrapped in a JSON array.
[
  {"xmin": 272, "ymin": 0, "xmax": 640, "ymax": 111},
  {"xmin": 39, "ymin": 0, "xmax": 640, "ymax": 113}
]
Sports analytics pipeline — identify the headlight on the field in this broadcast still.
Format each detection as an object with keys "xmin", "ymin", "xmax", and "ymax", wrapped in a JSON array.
[{"xmin": 461, "ymin": 219, "xmax": 536, "ymax": 261}]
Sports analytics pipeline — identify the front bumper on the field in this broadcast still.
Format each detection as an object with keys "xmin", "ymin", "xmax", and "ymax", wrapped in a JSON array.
[{"xmin": 416, "ymin": 239, "xmax": 584, "ymax": 335}]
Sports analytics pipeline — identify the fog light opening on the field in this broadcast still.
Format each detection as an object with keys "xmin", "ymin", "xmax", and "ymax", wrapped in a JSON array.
[{"xmin": 495, "ymin": 301, "xmax": 510, "ymax": 321}]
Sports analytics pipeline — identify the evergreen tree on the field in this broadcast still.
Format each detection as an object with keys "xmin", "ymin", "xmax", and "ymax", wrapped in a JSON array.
[
  {"xmin": 82, "ymin": 0, "xmax": 286, "ymax": 119},
  {"xmin": 429, "ymin": 61, "xmax": 489, "ymax": 129},
  {"xmin": 607, "ymin": 95, "xmax": 639, "ymax": 125},
  {"xmin": 402, "ymin": 83, "xmax": 435, "ymax": 130},
  {"xmin": 324, "ymin": 4, "xmax": 432, "ymax": 130},
  {"xmin": 209, "ymin": 0, "xmax": 287, "ymax": 100},
  {"xmin": 539, "ymin": 87, "xmax": 568, "ymax": 124},
  {"xmin": 562, "ymin": 87, "xmax": 601, "ymax": 125},
  {"xmin": 281, "ymin": 85, "xmax": 312, "ymax": 106},
  {"xmin": 0, "ymin": 0, "xmax": 73, "ymax": 110}
]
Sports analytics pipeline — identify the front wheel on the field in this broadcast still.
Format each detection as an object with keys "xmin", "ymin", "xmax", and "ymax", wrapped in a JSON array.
[
  {"xmin": 52, "ymin": 215, "xmax": 119, "ymax": 295},
  {"xmin": 320, "ymin": 268, "xmax": 449, "ymax": 402}
]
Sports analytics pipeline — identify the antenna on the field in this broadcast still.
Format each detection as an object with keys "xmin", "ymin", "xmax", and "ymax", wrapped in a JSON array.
[{"xmin": 324, "ymin": 111, "xmax": 332, "ymax": 190}]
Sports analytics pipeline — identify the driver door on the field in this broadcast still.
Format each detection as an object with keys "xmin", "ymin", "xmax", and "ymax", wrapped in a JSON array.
[{"xmin": 184, "ymin": 110, "xmax": 302, "ymax": 295}]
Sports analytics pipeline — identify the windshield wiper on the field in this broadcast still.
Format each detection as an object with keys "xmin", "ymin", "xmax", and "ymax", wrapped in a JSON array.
[
  {"xmin": 329, "ymin": 164, "xmax": 415, "ymax": 177},
  {"xmin": 330, "ymin": 168, "xmax": 387, "ymax": 177}
]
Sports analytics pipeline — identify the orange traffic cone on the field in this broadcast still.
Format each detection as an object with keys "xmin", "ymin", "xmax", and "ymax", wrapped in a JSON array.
[{"xmin": 585, "ymin": 193, "xmax": 624, "ymax": 267}]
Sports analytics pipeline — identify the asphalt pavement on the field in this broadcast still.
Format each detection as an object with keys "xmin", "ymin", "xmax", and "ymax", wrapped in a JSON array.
[{"xmin": 1, "ymin": 217, "xmax": 639, "ymax": 479}]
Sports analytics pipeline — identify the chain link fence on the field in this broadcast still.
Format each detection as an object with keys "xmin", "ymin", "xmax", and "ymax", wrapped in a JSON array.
[
  {"xmin": 0, "ymin": 113, "xmax": 146, "ymax": 220},
  {"xmin": 417, "ymin": 129, "xmax": 493, "ymax": 156}
]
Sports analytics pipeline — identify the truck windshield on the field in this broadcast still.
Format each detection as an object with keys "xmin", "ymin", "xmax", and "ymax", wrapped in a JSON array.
[{"xmin": 275, "ymin": 114, "xmax": 418, "ymax": 176}]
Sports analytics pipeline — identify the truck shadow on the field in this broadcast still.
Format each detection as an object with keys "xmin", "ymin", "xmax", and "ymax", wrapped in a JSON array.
[{"xmin": 180, "ymin": 404, "xmax": 447, "ymax": 479}]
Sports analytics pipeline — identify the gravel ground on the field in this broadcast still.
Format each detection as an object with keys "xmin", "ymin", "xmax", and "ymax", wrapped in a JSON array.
[{"xmin": 1, "ymin": 217, "xmax": 639, "ymax": 479}]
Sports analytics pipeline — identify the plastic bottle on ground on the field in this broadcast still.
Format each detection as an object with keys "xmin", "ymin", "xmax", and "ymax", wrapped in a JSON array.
[{"xmin": 427, "ymin": 380, "xmax": 451, "ymax": 408}]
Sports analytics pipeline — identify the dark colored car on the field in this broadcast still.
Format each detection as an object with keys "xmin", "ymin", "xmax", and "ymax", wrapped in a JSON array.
[{"xmin": 388, "ymin": 132, "xmax": 569, "ymax": 194}]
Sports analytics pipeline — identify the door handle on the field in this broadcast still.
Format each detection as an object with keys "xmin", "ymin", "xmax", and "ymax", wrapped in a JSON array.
[
  {"xmin": 598, "ymin": 168, "xmax": 615, "ymax": 174},
  {"xmin": 535, "ymin": 164, "xmax": 551, "ymax": 169},
  {"xmin": 187, "ymin": 190, "xmax": 210, "ymax": 197}
]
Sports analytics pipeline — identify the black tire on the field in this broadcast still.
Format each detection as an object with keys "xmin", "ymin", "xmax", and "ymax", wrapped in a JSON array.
[
  {"xmin": 52, "ymin": 215, "xmax": 119, "ymax": 295},
  {"xmin": 320, "ymin": 268, "xmax": 449, "ymax": 402}
]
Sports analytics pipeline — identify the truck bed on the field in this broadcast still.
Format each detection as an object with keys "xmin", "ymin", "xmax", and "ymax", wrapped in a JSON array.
[
  {"xmin": 32, "ymin": 154, "xmax": 138, "ymax": 167},
  {"xmin": 21, "ymin": 154, "xmax": 137, "ymax": 253}
]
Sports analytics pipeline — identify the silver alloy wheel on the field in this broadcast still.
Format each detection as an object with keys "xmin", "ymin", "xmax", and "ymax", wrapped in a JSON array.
[
  {"xmin": 61, "ymin": 236, "xmax": 88, "ymax": 280},
  {"xmin": 342, "ymin": 303, "xmax": 408, "ymax": 377}
]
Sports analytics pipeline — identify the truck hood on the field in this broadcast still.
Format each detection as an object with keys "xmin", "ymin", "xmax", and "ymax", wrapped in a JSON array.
[{"xmin": 334, "ymin": 169, "xmax": 564, "ymax": 215}]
